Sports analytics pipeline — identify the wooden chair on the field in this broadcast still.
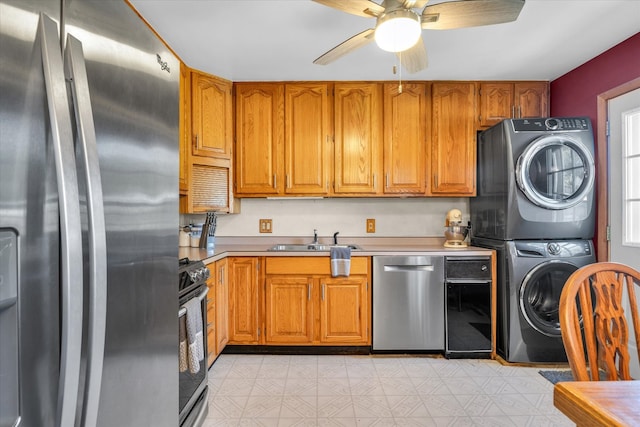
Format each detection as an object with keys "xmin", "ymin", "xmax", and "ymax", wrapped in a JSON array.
[{"xmin": 559, "ymin": 262, "xmax": 640, "ymax": 381}]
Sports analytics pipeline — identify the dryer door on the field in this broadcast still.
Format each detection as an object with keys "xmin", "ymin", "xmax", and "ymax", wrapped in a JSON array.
[
  {"xmin": 515, "ymin": 134, "xmax": 595, "ymax": 210},
  {"xmin": 519, "ymin": 260, "xmax": 578, "ymax": 337}
]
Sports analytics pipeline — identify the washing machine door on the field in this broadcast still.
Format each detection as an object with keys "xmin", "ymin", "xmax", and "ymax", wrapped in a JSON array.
[
  {"xmin": 515, "ymin": 134, "xmax": 595, "ymax": 210},
  {"xmin": 519, "ymin": 260, "xmax": 579, "ymax": 337}
]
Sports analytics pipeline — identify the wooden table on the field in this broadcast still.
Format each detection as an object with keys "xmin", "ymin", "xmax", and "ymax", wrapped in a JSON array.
[{"xmin": 554, "ymin": 381, "xmax": 640, "ymax": 426}]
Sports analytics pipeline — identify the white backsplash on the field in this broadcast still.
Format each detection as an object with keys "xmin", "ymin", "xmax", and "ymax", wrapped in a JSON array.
[{"xmin": 181, "ymin": 198, "xmax": 470, "ymax": 238}]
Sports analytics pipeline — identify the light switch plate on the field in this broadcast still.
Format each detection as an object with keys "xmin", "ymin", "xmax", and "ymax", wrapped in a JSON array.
[{"xmin": 259, "ymin": 219, "xmax": 272, "ymax": 233}]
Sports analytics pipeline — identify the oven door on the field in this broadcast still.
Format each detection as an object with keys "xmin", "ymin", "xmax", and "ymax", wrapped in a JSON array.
[{"xmin": 178, "ymin": 284, "xmax": 209, "ymax": 426}]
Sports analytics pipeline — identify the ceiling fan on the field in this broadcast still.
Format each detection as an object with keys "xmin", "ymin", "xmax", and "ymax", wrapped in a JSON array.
[{"xmin": 313, "ymin": 0, "xmax": 525, "ymax": 73}]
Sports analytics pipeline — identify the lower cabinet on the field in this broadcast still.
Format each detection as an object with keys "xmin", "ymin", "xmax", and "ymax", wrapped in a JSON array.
[
  {"xmin": 206, "ymin": 258, "xmax": 230, "ymax": 367},
  {"xmin": 319, "ymin": 277, "xmax": 369, "ymax": 344},
  {"xmin": 228, "ymin": 257, "xmax": 261, "ymax": 344},
  {"xmin": 205, "ymin": 269, "xmax": 216, "ymax": 366},
  {"xmin": 215, "ymin": 258, "xmax": 229, "ymax": 355},
  {"xmin": 265, "ymin": 276, "xmax": 314, "ymax": 344},
  {"xmin": 264, "ymin": 257, "xmax": 371, "ymax": 346}
]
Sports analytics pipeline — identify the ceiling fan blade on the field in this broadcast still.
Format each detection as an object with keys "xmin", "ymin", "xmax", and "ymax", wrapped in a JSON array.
[
  {"xmin": 313, "ymin": 28, "xmax": 376, "ymax": 65},
  {"xmin": 396, "ymin": 39, "xmax": 428, "ymax": 73},
  {"xmin": 421, "ymin": 0, "xmax": 525, "ymax": 30},
  {"xmin": 403, "ymin": 0, "xmax": 430, "ymax": 9},
  {"xmin": 312, "ymin": 0, "xmax": 384, "ymax": 18}
]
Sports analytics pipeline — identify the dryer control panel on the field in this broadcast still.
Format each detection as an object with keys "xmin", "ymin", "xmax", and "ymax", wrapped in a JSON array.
[
  {"xmin": 515, "ymin": 240, "xmax": 593, "ymax": 258},
  {"xmin": 512, "ymin": 117, "xmax": 591, "ymax": 132}
]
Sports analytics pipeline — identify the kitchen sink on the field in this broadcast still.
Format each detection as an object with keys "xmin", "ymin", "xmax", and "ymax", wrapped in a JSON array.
[{"xmin": 268, "ymin": 243, "xmax": 361, "ymax": 252}]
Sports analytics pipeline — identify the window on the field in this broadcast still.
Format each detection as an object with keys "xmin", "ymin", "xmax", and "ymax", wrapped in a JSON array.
[{"xmin": 623, "ymin": 107, "xmax": 640, "ymax": 246}]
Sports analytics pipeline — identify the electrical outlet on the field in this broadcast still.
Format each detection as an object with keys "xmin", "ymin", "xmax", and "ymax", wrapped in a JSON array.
[
  {"xmin": 259, "ymin": 219, "xmax": 272, "ymax": 233},
  {"xmin": 366, "ymin": 218, "xmax": 375, "ymax": 233}
]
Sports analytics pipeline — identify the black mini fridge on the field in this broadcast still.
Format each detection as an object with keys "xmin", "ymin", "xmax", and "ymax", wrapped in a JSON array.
[{"xmin": 445, "ymin": 256, "xmax": 492, "ymax": 358}]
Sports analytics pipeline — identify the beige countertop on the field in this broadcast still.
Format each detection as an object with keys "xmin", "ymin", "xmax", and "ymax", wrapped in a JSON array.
[{"xmin": 179, "ymin": 236, "xmax": 493, "ymax": 265}]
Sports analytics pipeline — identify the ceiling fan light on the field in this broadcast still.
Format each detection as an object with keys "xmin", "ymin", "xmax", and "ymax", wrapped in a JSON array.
[{"xmin": 374, "ymin": 9, "xmax": 421, "ymax": 53}]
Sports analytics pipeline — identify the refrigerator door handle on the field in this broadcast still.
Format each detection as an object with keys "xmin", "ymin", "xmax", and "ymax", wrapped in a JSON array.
[
  {"xmin": 64, "ymin": 34, "xmax": 107, "ymax": 427},
  {"xmin": 39, "ymin": 13, "xmax": 83, "ymax": 427}
]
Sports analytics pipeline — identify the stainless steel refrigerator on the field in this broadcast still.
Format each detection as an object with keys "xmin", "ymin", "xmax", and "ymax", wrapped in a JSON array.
[{"xmin": 0, "ymin": 0, "xmax": 179, "ymax": 426}]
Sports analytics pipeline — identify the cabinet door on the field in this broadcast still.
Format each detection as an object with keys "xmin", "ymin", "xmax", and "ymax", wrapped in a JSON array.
[
  {"xmin": 265, "ymin": 276, "xmax": 314, "ymax": 344},
  {"xmin": 319, "ymin": 277, "xmax": 369, "ymax": 344},
  {"xmin": 284, "ymin": 83, "xmax": 331, "ymax": 195},
  {"xmin": 515, "ymin": 82, "xmax": 548, "ymax": 119},
  {"xmin": 215, "ymin": 258, "xmax": 229, "ymax": 354},
  {"xmin": 189, "ymin": 156, "xmax": 232, "ymax": 213},
  {"xmin": 479, "ymin": 82, "xmax": 513, "ymax": 128},
  {"xmin": 205, "ymin": 270, "xmax": 217, "ymax": 366},
  {"xmin": 383, "ymin": 83, "xmax": 427, "ymax": 194},
  {"xmin": 235, "ymin": 83, "xmax": 284, "ymax": 195},
  {"xmin": 228, "ymin": 257, "xmax": 260, "ymax": 344},
  {"xmin": 191, "ymin": 71, "xmax": 232, "ymax": 159},
  {"xmin": 334, "ymin": 83, "xmax": 382, "ymax": 194},
  {"xmin": 430, "ymin": 82, "xmax": 477, "ymax": 196},
  {"xmin": 179, "ymin": 63, "xmax": 191, "ymax": 194}
]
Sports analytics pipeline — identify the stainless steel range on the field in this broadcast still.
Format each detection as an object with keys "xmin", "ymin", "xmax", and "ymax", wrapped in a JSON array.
[{"xmin": 178, "ymin": 258, "xmax": 210, "ymax": 426}]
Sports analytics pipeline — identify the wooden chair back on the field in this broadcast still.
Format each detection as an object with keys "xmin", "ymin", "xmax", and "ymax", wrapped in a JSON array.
[{"xmin": 559, "ymin": 262, "xmax": 640, "ymax": 381}]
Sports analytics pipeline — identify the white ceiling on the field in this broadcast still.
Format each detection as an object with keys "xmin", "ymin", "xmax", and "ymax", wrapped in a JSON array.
[{"xmin": 130, "ymin": 0, "xmax": 640, "ymax": 82}]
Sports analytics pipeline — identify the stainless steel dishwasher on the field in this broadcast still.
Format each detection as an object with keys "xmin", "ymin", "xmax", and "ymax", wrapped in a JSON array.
[{"xmin": 372, "ymin": 256, "xmax": 445, "ymax": 351}]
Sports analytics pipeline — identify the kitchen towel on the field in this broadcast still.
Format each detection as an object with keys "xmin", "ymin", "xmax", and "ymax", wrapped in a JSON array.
[
  {"xmin": 184, "ymin": 298, "xmax": 204, "ymax": 374},
  {"xmin": 178, "ymin": 314, "xmax": 188, "ymax": 373},
  {"xmin": 330, "ymin": 246, "xmax": 351, "ymax": 277}
]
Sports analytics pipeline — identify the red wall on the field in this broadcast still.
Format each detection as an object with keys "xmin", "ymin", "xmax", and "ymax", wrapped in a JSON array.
[
  {"xmin": 550, "ymin": 32, "xmax": 639, "ymax": 255},
  {"xmin": 550, "ymin": 32, "xmax": 640, "ymax": 126}
]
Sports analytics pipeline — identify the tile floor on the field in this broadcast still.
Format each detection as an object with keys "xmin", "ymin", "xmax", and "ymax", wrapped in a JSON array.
[{"xmin": 203, "ymin": 354, "xmax": 574, "ymax": 426}]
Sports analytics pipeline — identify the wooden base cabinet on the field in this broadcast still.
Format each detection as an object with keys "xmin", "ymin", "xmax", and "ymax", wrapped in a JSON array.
[
  {"xmin": 215, "ymin": 258, "xmax": 229, "ymax": 355},
  {"xmin": 319, "ymin": 277, "xmax": 369, "ymax": 344},
  {"xmin": 228, "ymin": 257, "xmax": 261, "ymax": 344},
  {"xmin": 265, "ymin": 276, "xmax": 314, "ymax": 344},
  {"xmin": 206, "ymin": 258, "xmax": 230, "ymax": 367},
  {"xmin": 264, "ymin": 257, "xmax": 371, "ymax": 346},
  {"xmin": 205, "ymin": 269, "xmax": 216, "ymax": 367}
]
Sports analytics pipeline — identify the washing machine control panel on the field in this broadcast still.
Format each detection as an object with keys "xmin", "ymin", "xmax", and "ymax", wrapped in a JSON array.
[
  {"xmin": 515, "ymin": 240, "xmax": 593, "ymax": 258},
  {"xmin": 511, "ymin": 117, "xmax": 590, "ymax": 132}
]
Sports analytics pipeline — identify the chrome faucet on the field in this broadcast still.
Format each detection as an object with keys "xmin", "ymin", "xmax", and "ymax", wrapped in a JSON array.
[{"xmin": 312, "ymin": 229, "xmax": 319, "ymax": 245}]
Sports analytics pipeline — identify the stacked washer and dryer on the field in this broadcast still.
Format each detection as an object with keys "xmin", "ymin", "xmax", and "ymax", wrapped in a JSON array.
[{"xmin": 470, "ymin": 117, "xmax": 597, "ymax": 363}]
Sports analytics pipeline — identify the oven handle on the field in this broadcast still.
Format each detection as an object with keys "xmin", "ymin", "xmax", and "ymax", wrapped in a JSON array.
[{"xmin": 178, "ymin": 287, "xmax": 209, "ymax": 318}]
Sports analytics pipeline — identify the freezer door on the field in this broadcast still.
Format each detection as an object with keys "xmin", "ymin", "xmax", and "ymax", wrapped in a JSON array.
[{"xmin": 1, "ymin": 2, "xmax": 72, "ymax": 426}]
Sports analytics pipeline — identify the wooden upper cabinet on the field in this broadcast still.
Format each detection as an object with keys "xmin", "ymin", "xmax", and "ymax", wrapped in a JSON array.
[
  {"xmin": 334, "ymin": 83, "xmax": 383, "ymax": 194},
  {"xmin": 235, "ymin": 83, "xmax": 284, "ymax": 195},
  {"xmin": 430, "ymin": 82, "xmax": 477, "ymax": 196},
  {"xmin": 179, "ymin": 63, "xmax": 191, "ymax": 194},
  {"xmin": 479, "ymin": 81, "xmax": 549, "ymax": 127},
  {"xmin": 382, "ymin": 83, "xmax": 427, "ymax": 194},
  {"xmin": 478, "ymin": 82, "xmax": 512, "ymax": 127},
  {"xmin": 191, "ymin": 71, "xmax": 233, "ymax": 159},
  {"xmin": 514, "ymin": 82, "xmax": 549, "ymax": 119},
  {"xmin": 284, "ymin": 83, "xmax": 332, "ymax": 195}
]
